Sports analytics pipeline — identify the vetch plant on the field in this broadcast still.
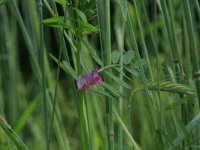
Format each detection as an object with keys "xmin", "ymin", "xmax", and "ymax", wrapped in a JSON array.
[
  {"xmin": 77, "ymin": 68, "xmax": 102, "ymax": 91},
  {"xmin": 1, "ymin": 0, "xmax": 200, "ymax": 149}
]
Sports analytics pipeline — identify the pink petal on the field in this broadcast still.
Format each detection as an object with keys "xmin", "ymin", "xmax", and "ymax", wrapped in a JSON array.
[{"xmin": 92, "ymin": 76, "xmax": 102, "ymax": 85}]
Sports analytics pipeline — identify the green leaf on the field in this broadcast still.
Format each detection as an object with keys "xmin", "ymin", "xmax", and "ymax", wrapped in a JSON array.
[
  {"xmin": 74, "ymin": 8, "xmax": 87, "ymax": 23},
  {"xmin": 134, "ymin": 59, "xmax": 147, "ymax": 68},
  {"xmin": 104, "ymin": 71, "xmax": 132, "ymax": 89},
  {"xmin": 114, "ymin": 67, "xmax": 132, "ymax": 81},
  {"xmin": 42, "ymin": 16, "xmax": 75, "ymax": 33},
  {"xmin": 100, "ymin": 82, "xmax": 126, "ymax": 99},
  {"xmin": 155, "ymin": 130, "xmax": 164, "ymax": 149},
  {"xmin": 164, "ymin": 95, "xmax": 193, "ymax": 110},
  {"xmin": 114, "ymin": 110, "xmax": 141, "ymax": 150},
  {"xmin": 49, "ymin": 53, "xmax": 77, "ymax": 79},
  {"xmin": 54, "ymin": 0, "xmax": 66, "ymax": 5},
  {"xmin": 124, "ymin": 67, "xmax": 139, "ymax": 77},
  {"xmin": 0, "ymin": 115, "xmax": 29, "ymax": 150},
  {"xmin": 123, "ymin": 50, "xmax": 135, "ymax": 65},
  {"xmin": 111, "ymin": 50, "xmax": 120, "ymax": 64},
  {"xmin": 117, "ymin": 0, "xmax": 128, "ymax": 21},
  {"xmin": 63, "ymin": 61, "xmax": 77, "ymax": 79},
  {"xmin": 81, "ymin": 39, "xmax": 103, "ymax": 66},
  {"xmin": 80, "ymin": 50, "xmax": 89, "ymax": 72},
  {"xmin": 79, "ymin": 20, "xmax": 100, "ymax": 36},
  {"xmin": 14, "ymin": 95, "xmax": 41, "ymax": 133},
  {"xmin": 88, "ymin": 87, "xmax": 114, "ymax": 98},
  {"xmin": 160, "ymin": 130, "xmax": 175, "ymax": 149},
  {"xmin": 177, "ymin": 119, "xmax": 191, "ymax": 141},
  {"xmin": 42, "ymin": 16, "xmax": 65, "ymax": 24}
]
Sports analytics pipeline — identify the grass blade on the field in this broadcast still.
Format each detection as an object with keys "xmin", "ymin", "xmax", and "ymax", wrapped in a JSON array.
[{"xmin": 0, "ymin": 115, "xmax": 29, "ymax": 150}]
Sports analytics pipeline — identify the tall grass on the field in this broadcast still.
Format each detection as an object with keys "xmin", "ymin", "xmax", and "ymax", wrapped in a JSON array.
[{"xmin": 0, "ymin": 0, "xmax": 200, "ymax": 149}]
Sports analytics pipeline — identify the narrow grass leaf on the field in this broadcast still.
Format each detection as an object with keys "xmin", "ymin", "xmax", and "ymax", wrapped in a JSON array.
[
  {"xmin": 63, "ymin": 61, "xmax": 77, "ymax": 79},
  {"xmin": 114, "ymin": 110, "xmax": 141, "ymax": 150},
  {"xmin": 74, "ymin": 8, "xmax": 87, "ymax": 23},
  {"xmin": 164, "ymin": 95, "xmax": 193, "ymax": 110},
  {"xmin": 100, "ymin": 82, "xmax": 126, "ymax": 99},
  {"xmin": 177, "ymin": 119, "xmax": 191, "ymax": 141},
  {"xmin": 49, "ymin": 53, "xmax": 77, "ymax": 79},
  {"xmin": 124, "ymin": 67, "xmax": 139, "ymax": 77},
  {"xmin": 80, "ymin": 20, "xmax": 101, "ymax": 36},
  {"xmin": 114, "ymin": 67, "xmax": 132, "ymax": 81},
  {"xmin": 54, "ymin": 0, "xmax": 66, "ymax": 5},
  {"xmin": 88, "ymin": 87, "xmax": 114, "ymax": 99},
  {"xmin": 14, "ymin": 95, "xmax": 41, "ymax": 133},
  {"xmin": 160, "ymin": 130, "xmax": 175, "ymax": 148},
  {"xmin": 42, "ymin": 16, "xmax": 75, "ymax": 32},
  {"xmin": 104, "ymin": 70, "xmax": 132, "ymax": 89},
  {"xmin": 155, "ymin": 130, "xmax": 164, "ymax": 149},
  {"xmin": 47, "ymin": 91, "xmax": 71, "ymax": 150},
  {"xmin": 42, "ymin": 16, "xmax": 65, "ymax": 24},
  {"xmin": 80, "ymin": 50, "xmax": 89, "ymax": 72},
  {"xmin": 171, "ymin": 112, "xmax": 200, "ymax": 147},
  {"xmin": 0, "ymin": 115, "xmax": 29, "ymax": 150},
  {"xmin": 81, "ymin": 39, "xmax": 104, "ymax": 66}
]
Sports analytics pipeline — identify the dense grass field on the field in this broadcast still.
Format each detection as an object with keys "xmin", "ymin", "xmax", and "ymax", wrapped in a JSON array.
[{"xmin": 0, "ymin": 0, "xmax": 200, "ymax": 149}]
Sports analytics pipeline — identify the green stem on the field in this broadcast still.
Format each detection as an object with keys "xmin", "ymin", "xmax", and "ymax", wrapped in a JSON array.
[
  {"xmin": 76, "ymin": 39, "xmax": 87, "ymax": 150},
  {"xmin": 48, "ymin": 2, "xmax": 68, "ymax": 149},
  {"xmin": 0, "ymin": 115, "xmax": 29, "ymax": 150},
  {"xmin": 114, "ymin": 110, "xmax": 141, "ymax": 150},
  {"xmin": 79, "ymin": 93, "xmax": 87, "ymax": 150},
  {"xmin": 169, "ymin": 112, "xmax": 200, "ymax": 148},
  {"xmin": 114, "ymin": 4, "xmax": 125, "ymax": 149},
  {"xmin": 132, "ymin": 0, "xmax": 153, "ymax": 79},
  {"xmin": 11, "ymin": 0, "xmax": 41, "ymax": 82},
  {"xmin": 127, "ymin": 10, "xmax": 157, "ymax": 130},
  {"xmin": 160, "ymin": 0, "xmax": 176, "ymax": 72},
  {"xmin": 84, "ymin": 94, "xmax": 93, "ymax": 150},
  {"xmin": 168, "ymin": 0, "xmax": 184, "ymax": 73},
  {"xmin": 182, "ymin": 0, "xmax": 199, "ymax": 73},
  {"xmin": 37, "ymin": 0, "xmax": 48, "ymax": 149},
  {"xmin": 99, "ymin": 64, "xmax": 122, "ymax": 72},
  {"xmin": 182, "ymin": 7, "xmax": 200, "ymax": 148},
  {"xmin": 104, "ymin": 0, "xmax": 114, "ymax": 149}
]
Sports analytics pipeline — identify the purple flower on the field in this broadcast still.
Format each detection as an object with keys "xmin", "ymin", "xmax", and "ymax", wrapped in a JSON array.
[{"xmin": 77, "ymin": 68, "xmax": 102, "ymax": 91}]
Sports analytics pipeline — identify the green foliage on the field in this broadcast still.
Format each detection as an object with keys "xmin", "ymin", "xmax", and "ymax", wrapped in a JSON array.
[
  {"xmin": 155, "ymin": 130, "xmax": 164, "ymax": 149},
  {"xmin": 123, "ymin": 50, "xmax": 135, "ymax": 65},
  {"xmin": 177, "ymin": 119, "xmax": 191, "ymax": 141},
  {"xmin": 49, "ymin": 53, "xmax": 77, "ymax": 79},
  {"xmin": 54, "ymin": 0, "xmax": 66, "ymax": 5},
  {"xmin": 14, "ymin": 95, "xmax": 41, "ymax": 133},
  {"xmin": 165, "ymin": 95, "xmax": 194, "ymax": 110},
  {"xmin": 111, "ymin": 50, "xmax": 120, "ymax": 64},
  {"xmin": 42, "ymin": 8, "xmax": 100, "ymax": 36},
  {"xmin": 81, "ymin": 39, "xmax": 104, "ymax": 66},
  {"xmin": 0, "ymin": 0, "xmax": 200, "ymax": 149},
  {"xmin": 0, "ymin": 0, "xmax": 8, "ymax": 6},
  {"xmin": 104, "ymin": 71, "xmax": 132, "ymax": 89},
  {"xmin": 0, "ymin": 115, "xmax": 29, "ymax": 150},
  {"xmin": 88, "ymin": 87, "xmax": 113, "ymax": 99},
  {"xmin": 117, "ymin": 0, "xmax": 128, "ymax": 21}
]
